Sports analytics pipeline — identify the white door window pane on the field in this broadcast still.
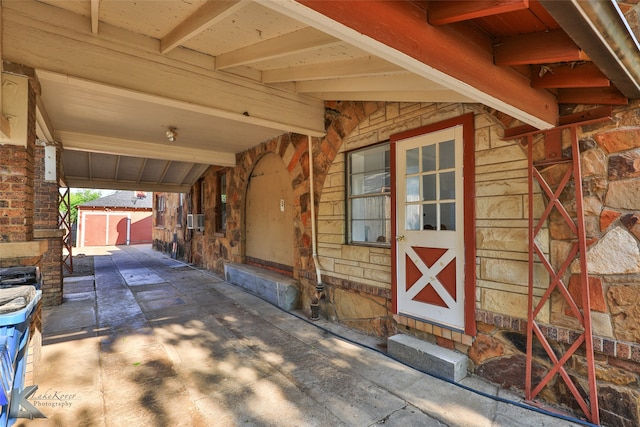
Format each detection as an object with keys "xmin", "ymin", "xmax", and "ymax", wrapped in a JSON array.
[
  {"xmin": 439, "ymin": 140, "xmax": 455, "ymax": 169},
  {"xmin": 422, "ymin": 204, "xmax": 437, "ymax": 230},
  {"xmin": 440, "ymin": 202, "xmax": 456, "ymax": 231},
  {"xmin": 406, "ymin": 204, "xmax": 420, "ymax": 230},
  {"xmin": 406, "ymin": 176, "xmax": 420, "ymax": 202},
  {"xmin": 406, "ymin": 148, "xmax": 419, "ymax": 174},
  {"xmin": 422, "ymin": 144, "xmax": 436, "ymax": 172},
  {"xmin": 422, "ymin": 174, "xmax": 436, "ymax": 201},
  {"xmin": 440, "ymin": 171, "xmax": 456, "ymax": 200}
]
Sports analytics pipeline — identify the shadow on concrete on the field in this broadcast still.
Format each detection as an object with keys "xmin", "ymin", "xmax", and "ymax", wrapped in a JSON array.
[{"xmin": 25, "ymin": 245, "xmax": 584, "ymax": 427}]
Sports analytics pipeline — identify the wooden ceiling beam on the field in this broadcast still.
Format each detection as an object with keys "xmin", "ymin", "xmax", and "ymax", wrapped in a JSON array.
[
  {"xmin": 216, "ymin": 27, "xmax": 341, "ymax": 70},
  {"xmin": 495, "ymin": 29, "xmax": 589, "ymax": 65},
  {"xmin": 4, "ymin": 1, "xmax": 326, "ymax": 137},
  {"xmin": 557, "ymin": 87, "xmax": 628, "ymax": 105},
  {"xmin": 262, "ymin": 56, "xmax": 404, "ymax": 83},
  {"xmin": 428, "ymin": 0, "xmax": 529, "ymax": 25},
  {"xmin": 59, "ymin": 131, "xmax": 237, "ymax": 166},
  {"xmin": 532, "ymin": 63, "xmax": 610, "ymax": 89},
  {"xmin": 281, "ymin": 0, "xmax": 558, "ymax": 128},
  {"xmin": 161, "ymin": 0, "xmax": 248, "ymax": 54},
  {"xmin": 63, "ymin": 177, "xmax": 193, "ymax": 194}
]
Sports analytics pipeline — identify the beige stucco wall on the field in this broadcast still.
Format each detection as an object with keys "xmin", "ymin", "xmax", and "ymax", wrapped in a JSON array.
[{"xmin": 245, "ymin": 152, "xmax": 295, "ymax": 267}]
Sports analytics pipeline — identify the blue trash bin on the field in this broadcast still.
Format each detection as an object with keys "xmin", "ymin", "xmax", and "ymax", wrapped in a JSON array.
[{"xmin": 0, "ymin": 286, "xmax": 42, "ymax": 427}]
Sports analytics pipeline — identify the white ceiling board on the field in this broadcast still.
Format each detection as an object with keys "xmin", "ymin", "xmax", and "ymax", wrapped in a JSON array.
[
  {"xmin": 184, "ymin": 2, "xmax": 307, "ymax": 56},
  {"xmin": 38, "ymin": 72, "xmax": 288, "ymax": 153}
]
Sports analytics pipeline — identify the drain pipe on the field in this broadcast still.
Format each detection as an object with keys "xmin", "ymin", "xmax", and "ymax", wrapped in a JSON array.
[{"xmin": 308, "ymin": 135, "xmax": 325, "ymax": 320}]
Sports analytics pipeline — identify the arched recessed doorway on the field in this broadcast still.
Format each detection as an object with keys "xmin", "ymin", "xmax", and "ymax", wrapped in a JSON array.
[{"xmin": 245, "ymin": 153, "xmax": 295, "ymax": 270}]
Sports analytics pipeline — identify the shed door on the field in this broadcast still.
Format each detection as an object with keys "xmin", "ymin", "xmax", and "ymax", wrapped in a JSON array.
[{"xmin": 395, "ymin": 126, "xmax": 465, "ymax": 329}]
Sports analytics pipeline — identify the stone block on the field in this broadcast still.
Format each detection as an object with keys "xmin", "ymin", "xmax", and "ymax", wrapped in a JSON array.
[
  {"xmin": 387, "ymin": 333, "xmax": 467, "ymax": 382},
  {"xmin": 581, "ymin": 148, "xmax": 607, "ymax": 177},
  {"xmin": 476, "ymin": 195, "xmax": 523, "ymax": 219},
  {"xmin": 475, "ymin": 144, "xmax": 526, "ymax": 166},
  {"xmin": 567, "ymin": 274, "xmax": 606, "ymax": 312},
  {"xmin": 341, "ymin": 245, "xmax": 370, "ymax": 262},
  {"xmin": 481, "ymin": 288, "xmax": 550, "ymax": 324},
  {"xmin": 605, "ymin": 179, "xmax": 640, "ymax": 210},
  {"xmin": 333, "ymin": 288, "xmax": 387, "ymax": 320},
  {"xmin": 595, "ymin": 126, "xmax": 640, "ymax": 153},
  {"xmin": 608, "ymin": 285, "xmax": 640, "ymax": 343},
  {"xmin": 481, "ymin": 258, "xmax": 548, "ymax": 288},
  {"xmin": 476, "ymin": 227, "xmax": 528, "ymax": 252},
  {"xmin": 571, "ymin": 227, "xmax": 640, "ymax": 274},
  {"xmin": 475, "ymin": 178, "xmax": 528, "ymax": 197},
  {"xmin": 224, "ymin": 263, "xmax": 299, "ymax": 311}
]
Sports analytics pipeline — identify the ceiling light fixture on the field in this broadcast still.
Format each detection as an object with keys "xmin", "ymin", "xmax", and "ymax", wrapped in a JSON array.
[{"xmin": 166, "ymin": 127, "xmax": 177, "ymax": 142}]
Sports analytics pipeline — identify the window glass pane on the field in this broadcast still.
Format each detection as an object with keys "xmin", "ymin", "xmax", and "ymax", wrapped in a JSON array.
[
  {"xmin": 351, "ymin": 170, "xmax": 389, "ymax": 196},
  {"xmin": 406, "ymin": 177, "xmax": 419, "ymax": 202},
  {"xmin": 440, "ymin": 202, "xmax": 456, "ymax": 231},
  {"xmin": 348, "ymin": 143, "xmax": 390, "ymax": 246},
  {"xmin": 351, "ymin": 144, "xmax": 388, "ymax": 174},
  {"xmin": 406, "ymin": 148, "xmax": 419, "ymax": 174},
  {"xmin": 439, "ymin": 171, "xmax": 455, "ymax": 200},
  {"xmin": 423, "ymin": 204, "xmax": 437, "ymax": 230},
  {"xmin": 353, "ymin": 196, "xmax": 387, "ymax": 219},
  {"xmin": 351, "ymin": 172, "xmax": 364, "ymax": 196},
  {"xmin": 352, "ymin": 220, "xmax": 387, "ymax": 243},
  {"xmin": 350, "ymin": 195, "xmax": 390, "ymax": 243},
  {"xmin": 422, "ymin": 144, "xmax": 436, "ymax": 172},
  {"xmin": 406, "ymin": 204, "xmax": 420, "ymax": 230},
  {"xmin": 422, "ymin": 174, "xmax": 436, "ymax": 201},
  {"xmin": 364, "ymin": 171, "xmax": 387, "ymax": 194},
  {"xmin": 440, "ymin": 139, "xmax": 455, "ymax": 169}
]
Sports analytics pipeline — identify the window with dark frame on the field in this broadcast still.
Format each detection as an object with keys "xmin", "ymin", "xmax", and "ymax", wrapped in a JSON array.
[
  {"xmin": 155, "ymin": 194, "xmax": 165, "ymax": 227},
  {"xmin": 200, "ymin": 179, "xmax": 206, "ymax": 213},
  {"xmin": 217, "ymin": 171, "xmax": 227, "ymax": 232},
  {"xmin": 176, "ymin": 193, "xmax": 183, "ymax": 227},
  {"xmin": 347, "ymin": 142, "xmax": 391, "ymax": 245}
]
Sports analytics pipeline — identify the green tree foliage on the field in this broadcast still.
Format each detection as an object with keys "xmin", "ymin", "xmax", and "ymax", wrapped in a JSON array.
[{"xmin": 60, "ymin": 189, "xmax": 102, "ymax": 224}]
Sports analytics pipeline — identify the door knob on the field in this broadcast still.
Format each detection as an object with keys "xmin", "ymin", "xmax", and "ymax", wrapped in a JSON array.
[{"xmin": 396, "ymin": 235, "xmax": 405, "ymax": 241}]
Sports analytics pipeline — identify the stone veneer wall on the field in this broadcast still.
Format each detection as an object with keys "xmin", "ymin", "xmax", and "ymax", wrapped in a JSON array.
[
  {"xmin": 317, "ymin": 102, "xmax": 548, "ymax": 341},
  {"xmin": 152, "ymin": 100, "xmax": 640, "ymax": 424},
  {"xmin": 471, "ymin": 102, "xmax": 640, "ymax": 427}
]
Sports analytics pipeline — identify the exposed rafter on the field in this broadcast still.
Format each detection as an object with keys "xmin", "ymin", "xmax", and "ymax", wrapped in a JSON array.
[
  {"xmin": 540, "ymin": 0, "xmax": 640, "ymax": 98},
  {"xmin": 160, "ymin": 0, "xmax": 249, "ymax": 54},
  {"xmin": 262, "ymin": 56, "xmax": 404, "ymax": 83},
  {"xmin": 428, "ymin": 0, "xmax": 530, "ymax": 25},
  {"xmin": 5, "ymin": 1, "xmax": 326, "ymax": 137},
  {"xmin": 267, "ymin": 0, "xmax": 558, "ymax": 128},
  {"xmin": 59, "ymin": 132, "xmax": 237, "ymax": 166},
  {"xmin": 63, "ymin": 177, "xmax": 193, "ymax": 194},
  {"xmin": 215, "ymin": 27, "xmax": 341, "ymax": 70},
  {"xmin": 531, "ymin": 63, "xmax": 610, "ymax": 89},
  {"xmin": 557, "ymin": 87, "xmax": 628, "ymax": 105},
  {"xmin": 495, "ymin": 29, "xmax": 589, "ymax": 66},
  {"xmin": 296, "ymin": 74, "xmax": 456, "ymax": 93}
]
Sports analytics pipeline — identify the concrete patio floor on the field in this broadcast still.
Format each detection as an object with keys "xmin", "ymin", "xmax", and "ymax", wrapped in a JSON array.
[{"xmin": 17, "ymin": 245, "xmax": 587, "ymax": 427}]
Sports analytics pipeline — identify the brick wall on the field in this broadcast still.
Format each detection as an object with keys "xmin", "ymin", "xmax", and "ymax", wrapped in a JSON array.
[
  {"xmin": 0, "ymin": 143, "xmax": 35, "ymax": 243},
  {"xmin": 33, "ymin": 143, "xmax": 63, "ymax": 305}
]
